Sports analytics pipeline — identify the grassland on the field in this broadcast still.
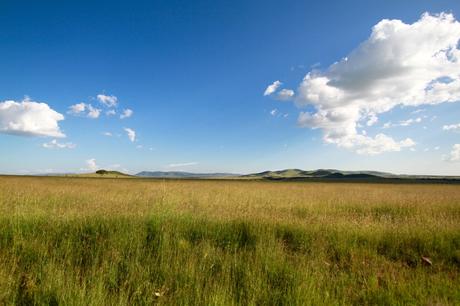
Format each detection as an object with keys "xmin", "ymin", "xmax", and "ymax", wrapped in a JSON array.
[{"xmin": 0, "ymin": 176, "xmax": 459, "ymax": 305}]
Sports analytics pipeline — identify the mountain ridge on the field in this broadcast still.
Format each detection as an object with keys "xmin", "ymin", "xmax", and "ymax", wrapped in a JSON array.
[{"xmin": 241, "ymin": 168, "xmax": 460, "ymax": 181}]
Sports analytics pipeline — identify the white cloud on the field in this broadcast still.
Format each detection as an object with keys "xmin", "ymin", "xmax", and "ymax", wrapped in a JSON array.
[
  {"xmin": 87, "ymin": 104, "xmax": 101, "ymax": 119},
  {"xmin": 411, "ymin": 108, "xmax": 426, "ymax": 114},
  {"xmin": 282, "ymin": 13, "xmax": 460, "ymax": 155},
  {"xmin": 0, "ymin": 98, "xmax": 65, "ymax": 137},
  {"xmin": 80, "ymin": 160, "xmax": 126, "ymax": 172},
  {"xmin": 42, "ymin": 139, "xmax": 76, "ymax": 149},
  {"xmin": 103, "ymin": 132, "xmax": 112, "ymax": 136},
  {"xmin": 68, "ymin": 103, "xmax": 101, "ymax": 119},
  {"xmin": 399, "ymin": 117, "xmax": 422, "ymax": 126},
  {"xmin": 168, "ymin": 162, "xmax": 198, "ymax": 167},
  {"xmin": 276, "ymin": 89, "xmax": 295, "ymax": 101},
  {"xmin": 97, "ymin": 94, "xmax": 118, "ymax": 107},
  {"xmin": 443, "ymin": 123, "xmax": 460, "ymax": 131},
  {"xmin": 85, "ymin": 158, "xmax": 99, "ymax": 171},
  {"xmin": 383, "ymin": 117, "xmax": 423, "ymax": 128},
  {"xmin": 383, "ymin": 122, "xmax": 392, "ymax": 129},
  {"xmin": 270, "ymin": 109, "xmax": 277, "ymax": 116},
  {"xmin": 366, "ymin": 113, "xmax": 378, "ymax": 126},
  {"xmin": 106, "ymin": 109, "xmax": 116, "ymax": 116},
  {"xmin": 264, "ymin": 80, "xmax": 282, "ymax": 96},
  {"xmin": 124, "ymin": 127, "xmax": 136, "ymax": 142},
  {"xmin": 68, "ymin": 102, "xmax": 86, "ymax": 114},
  {"xmin": 444, "ymin": 144, "xmax": 460, "ymax": 162},
  {"xmin": 120, "ymin": 108, "xmax": 133, "ymax": 119}
]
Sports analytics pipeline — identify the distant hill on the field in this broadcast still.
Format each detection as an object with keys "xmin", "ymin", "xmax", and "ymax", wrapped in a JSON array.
[
  {"xmin": 242, "ymin": 169, "xmax": 393, "ymax": 179},
  {"xmin": 6, "ymin": 168, "xmax": 460, "ymax": 183},
  {"xmin": 136, "ymin": 171, "xmax": 240, "ymax": 178},
  {"xmin": 242, "ymin": 169, "xmax": 460, "ymax": 182}
]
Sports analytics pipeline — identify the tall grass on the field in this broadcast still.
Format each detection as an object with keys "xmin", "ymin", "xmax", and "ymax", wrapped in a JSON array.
[{"xmin": 0, "ymin": 176, "xmax": 459, "ymax": 304}]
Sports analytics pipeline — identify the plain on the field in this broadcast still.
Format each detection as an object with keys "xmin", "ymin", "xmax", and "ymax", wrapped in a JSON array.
[{"xmin": 0, "ymin": 176, "xmax": 459, "ymax": 305}]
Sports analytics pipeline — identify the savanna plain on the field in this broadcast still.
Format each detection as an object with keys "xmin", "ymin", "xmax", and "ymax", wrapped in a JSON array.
[{"xmin": 0, "ymin": 176, "xmax": 459, "ymax": 305}]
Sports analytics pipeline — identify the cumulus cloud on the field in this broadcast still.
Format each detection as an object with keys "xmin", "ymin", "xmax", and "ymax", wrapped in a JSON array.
[
  {"xmin": 443, "ymin": 123, "xmax": 460, "ymax": 131},
  {"xmin": 124, "ymin": 127, "xmax": 136, "ymax": 142},
  {"xmin": 270, "ymin": 109, "xmax": 277, "ymax": 116},
  {"xmin": 120, "ymin": 109, "xmax": 133, "ymax": 119},
  {"xmin": 42, "ymin": 139, "xmax": 76, "ymax": 149},
  {"xmin": 263, "ymin": 81, "xmax": 295, "ymax": 100},
  {"xmin": 264, "ymin": 80, "xmax": 282, "ymax": 96},
  {"xmin": 84, "ymin": 158, "xmax": 99, "ymax": 171},
  {"xmin": 68, "ymin": 103, "xmax": 101, "ymax": 119},
  {"xmin": 444, "ymin": 144, "xmax": 460, "ymax": 162},
  {"xmin": 366, "ymin": 113, "xmax": 378, "ymax": 126},
  {"xmin": 87, "ymin": 104, "xmax": 101, "ymax": 118},
  {"xmin": 280, "ymin": 13, "xmax": 460, "ymax": 154},
  {"xmin": 276, "ymin": 89, "xmax": 295, "ymax": 101},
  {"xmin": 0, "ymin": 98, "xmax": 65, "ymax": 137},
  {"xmin": 97, "ymin": 94, "xmax": 118, "ymax": 107},
  {"xmin": 68, "ymin": 102, "xmax": 86, "ymax": 114}
]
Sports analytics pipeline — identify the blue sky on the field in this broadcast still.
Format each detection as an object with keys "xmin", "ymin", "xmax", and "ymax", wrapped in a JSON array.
[{"xmin": 1, "ymin": 0, "xmax": 460, "ymax": 175}]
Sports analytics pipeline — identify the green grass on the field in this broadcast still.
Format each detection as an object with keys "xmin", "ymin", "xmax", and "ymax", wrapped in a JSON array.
[{"xmin": 0, "ymin": 176, "xmax": 459, "ymax": 305}]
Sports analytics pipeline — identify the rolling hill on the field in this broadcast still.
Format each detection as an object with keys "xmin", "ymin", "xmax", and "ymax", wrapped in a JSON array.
[
  {"xmin": 242, "ymin": 169, "xmax": 393, "ymax": 179},
  {"xmin": 241, "ymin": 169, "xmax": 460, "ymax": 182}
]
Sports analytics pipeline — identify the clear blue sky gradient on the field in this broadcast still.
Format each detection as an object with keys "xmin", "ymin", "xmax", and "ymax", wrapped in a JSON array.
[{"xmin": 1, "ymin": 0, "xmax": 460, "ymax": 175}]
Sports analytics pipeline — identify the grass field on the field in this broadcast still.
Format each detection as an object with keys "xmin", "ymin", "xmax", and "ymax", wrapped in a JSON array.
[{"xmin": 0, "ymin": 176, "xmax": 459, "ymax": 305}]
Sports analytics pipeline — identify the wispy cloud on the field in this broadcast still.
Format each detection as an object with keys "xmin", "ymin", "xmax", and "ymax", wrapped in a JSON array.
[
  {"xmin": 42, "ymin": 139, "xmax": 76, "ymax": 149},
  {"xmin": 124, "ymin": 127, "xmax": 136, "ymax": 142},
  {"xmin": 399, "ymin": 117, "xmax": 422, "ymax": 127},
  {"xmin": 168, "ymin": 162, "xmax": 198, "ymax": 168},
  {"xmin": 443, "ymin": 123, "xmax": 460, "ymax": 131}
]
